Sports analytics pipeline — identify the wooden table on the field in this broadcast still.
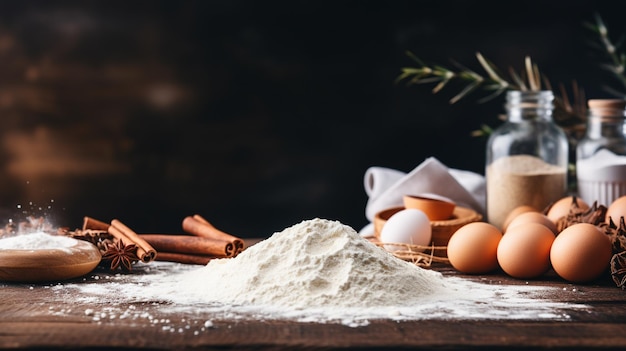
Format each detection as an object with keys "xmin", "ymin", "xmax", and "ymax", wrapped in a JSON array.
[{"xmin": 1, "ymin": 239, "xmax": 626, "ymax": 351}]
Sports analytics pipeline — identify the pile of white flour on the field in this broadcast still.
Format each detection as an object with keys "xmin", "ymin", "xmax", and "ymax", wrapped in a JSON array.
[{"xmin": 171, "ymin": 218, "xmax": 450, "ymax": 308}]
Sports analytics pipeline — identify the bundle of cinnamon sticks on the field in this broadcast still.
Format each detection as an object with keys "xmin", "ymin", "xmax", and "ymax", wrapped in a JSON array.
[{"xmin": 83, "ymin": 214, "xmax": 245, "ymax": 265}]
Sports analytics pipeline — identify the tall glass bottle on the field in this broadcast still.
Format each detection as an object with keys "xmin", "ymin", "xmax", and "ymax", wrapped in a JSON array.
[
  {"xmin": 576, "ymin": 99, "xmax": 626, "ymax": 207},
  {"xmin": 486, "ymin": 90, "xmax": 569, "ymax": 230}
]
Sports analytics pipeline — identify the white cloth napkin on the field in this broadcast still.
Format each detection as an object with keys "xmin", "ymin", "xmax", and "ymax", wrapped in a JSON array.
[{"xmin": 360, "ymin": 157, "xmax": 486, "ymax": 235}]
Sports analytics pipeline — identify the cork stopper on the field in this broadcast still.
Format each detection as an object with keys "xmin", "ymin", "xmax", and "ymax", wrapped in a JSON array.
[
  {"xmin": 588, "ymin": 99, "xmax": 626, "ymax": 117},
  {"xmin": 588, "ymin": 99, "xmax": 626, "ymax": 110}
]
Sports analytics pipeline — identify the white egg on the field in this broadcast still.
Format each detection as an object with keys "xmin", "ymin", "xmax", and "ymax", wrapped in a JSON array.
[{"xmin": 380, "ymin": 209, "xmax": 431, "ymax": 252}]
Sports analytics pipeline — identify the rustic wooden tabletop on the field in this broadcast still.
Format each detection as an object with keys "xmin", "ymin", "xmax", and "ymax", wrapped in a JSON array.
[{"xmin": 1, "ymin": 240, "xmax": 626, "ymax": 351}]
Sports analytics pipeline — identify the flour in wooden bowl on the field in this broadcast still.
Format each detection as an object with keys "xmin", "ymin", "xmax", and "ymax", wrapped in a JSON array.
[{"xmin": 0, "ymin": 232, "xmax": 77, "ymax": 252}]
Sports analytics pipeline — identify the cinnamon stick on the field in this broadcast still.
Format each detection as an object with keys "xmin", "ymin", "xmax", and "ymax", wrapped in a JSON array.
[
  {"xmin": 182, "ymin": 215, "xmax": 244, "ymax": 256},
  {"xmin": 109, "ymin": 219, "xmax": 157, "ymax": 263},
  {"xmin": 152, "ymin": 251, "xmax": 213, "ymax": 265},
  {"xmin": 139, "ymin": 234, "xmax": 232, "ymax": 258},
  {"xmin": 82, "ymin": 216, "xmax": 110, "ymax": 231}
]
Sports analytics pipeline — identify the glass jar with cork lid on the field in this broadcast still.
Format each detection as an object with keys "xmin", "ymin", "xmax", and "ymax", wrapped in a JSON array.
[
  {"xmin": 486, "ymin": 90, "xmax": 569, "ymax": 230},
  {"xmin": 576, "ymin": 99, "xmax": 626, "ymax": 207}
]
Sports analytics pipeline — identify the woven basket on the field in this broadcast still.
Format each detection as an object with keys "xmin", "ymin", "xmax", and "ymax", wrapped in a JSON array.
[{"xmin": 374, "ymin": 205, "xmax": 483, "ymax": 257}]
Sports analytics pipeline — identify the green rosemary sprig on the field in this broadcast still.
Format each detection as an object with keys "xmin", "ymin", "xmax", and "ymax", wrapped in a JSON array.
[
  {"xmin": 396, "ymin": 52, "xmax": 542, "ymax": 104},
  {"xmin": 397, "ymin": 52, "xmax": 586, "ymax": 138}
]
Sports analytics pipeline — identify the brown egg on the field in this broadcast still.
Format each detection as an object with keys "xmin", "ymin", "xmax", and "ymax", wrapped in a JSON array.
[
  {"xmin": 501, "ymin": 205, "xmax": 538, "ymax": 232},
  {"xmin": 446, "ymin": 222, "xmax": 503, "ymax": 274},
  {"xmin": 546, "ymin": 196, "xmax": 590, "ymax": 225},
  {"xmin": 550, "ymin": 223, "xmax": 612, "ymax": 283},
  {"xmin": 497, "ymin": 222, "xmax": 555, "ymax": 279},
  {"xmin": 606, "ymin": 195, "xmax": 626, "ymax": 226},
  {"xmin": 506, "ymin": 211, "xmax": 558, "ymax": 234}
]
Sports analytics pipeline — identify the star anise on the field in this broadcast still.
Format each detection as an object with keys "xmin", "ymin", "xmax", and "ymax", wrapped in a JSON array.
[
  {"xmin": 554, "ymin": 200, "xmax": 607, "ymax": 233},
  {"xmin": 603, "ymin": 216, "xmax": 626, "ymax": 254},
  {"xmin": 101, "ymin": 239, "xmax": 139, "ymax": 271},
  {"xmin": 610, "ymin": 251, "xmax": 626, "ymax": 289},
  {"xmin": 602, "ymin": 215, "xmax": 626, "ymax": 289}
]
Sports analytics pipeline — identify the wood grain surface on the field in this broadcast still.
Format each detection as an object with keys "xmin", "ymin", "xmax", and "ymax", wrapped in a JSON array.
[{"xmin": 1, "ymin": 243, "xmax": 626, "ymax": 351}]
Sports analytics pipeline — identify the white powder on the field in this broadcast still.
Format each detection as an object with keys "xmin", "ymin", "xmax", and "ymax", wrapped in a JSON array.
[
  {"xmin": 577, "ymin": 149, "xmax": 626, "ymax": 206},
  {"xmin": 51, "ymin": 218, "xmax": 589, "ymax": 327},
  {"xmin": 172, "ymin": 218, "xmax": 450, "ymax": 308},
  {"xmin": 0, "ymin": 232, "xmax": 77, "ymax": 252}
]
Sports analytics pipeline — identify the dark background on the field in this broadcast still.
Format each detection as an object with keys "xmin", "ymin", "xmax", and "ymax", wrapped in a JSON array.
[{"xmin": 0, "ymin": 0, "xmax": 623, "ymax": 238}]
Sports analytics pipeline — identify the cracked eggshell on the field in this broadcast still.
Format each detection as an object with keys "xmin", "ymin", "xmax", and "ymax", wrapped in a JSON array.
[{"xmin": 403, "ymin": 194, "xmax": 455, "ymax": 221}]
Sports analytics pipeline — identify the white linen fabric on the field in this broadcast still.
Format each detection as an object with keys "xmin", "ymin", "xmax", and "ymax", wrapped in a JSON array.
[{"xmin": 360, "ymin": 157, "xmax": 485, "ymax": 236}]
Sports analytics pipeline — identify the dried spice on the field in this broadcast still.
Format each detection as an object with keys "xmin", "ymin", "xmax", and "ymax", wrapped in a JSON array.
[
  {"xmin": 57, "ymin": 224, "xmax": 141, "ymax": 271},
  {"xmin": 60, "ymin": 227, "xmax": 111, "ymax": 245},
  {"xmin": 610, "ymin": 251, "xmax": 626, "ymax": 289},
  {"xmin": 59, "ymin": 227, "xmax": 114, "ymax": 254},
  {"xmin": 602, "ymin": 216, "xmax": 626, "ymax": 289},
  {"xmin": 101, "ymin": 239, "xmax": 139, "ymax": 271},
  {"xmin": 553, "ymin": 201, "xmax": 607, "ymax": 233},
  {"xmin": 601, "ymin": 217, "xmax": 626, "ymax": 254}
]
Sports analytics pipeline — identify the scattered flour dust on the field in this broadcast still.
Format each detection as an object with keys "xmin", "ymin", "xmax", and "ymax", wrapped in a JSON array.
[{"xmin": 57, "ymin": 218, "xmax": 588, "ymax": 327}]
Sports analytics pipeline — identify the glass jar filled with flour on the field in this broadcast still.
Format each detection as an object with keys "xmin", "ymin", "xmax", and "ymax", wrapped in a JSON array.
[
  {"xmin": 486, "ymin": 90, "xmax": 569, "ymax": 230},
  {"xmin": 576, "ymin": 99, "xmax": 626, "ymax": 207}
]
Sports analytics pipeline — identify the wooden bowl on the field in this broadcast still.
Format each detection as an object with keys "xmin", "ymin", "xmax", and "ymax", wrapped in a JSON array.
[
  {"xmin": 0, "ymin": 239, "xmax": 102, "ymax": 282},
  {"xmin": 374, "ymin": 205, "xmax": 483, "ymax": 257}
]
